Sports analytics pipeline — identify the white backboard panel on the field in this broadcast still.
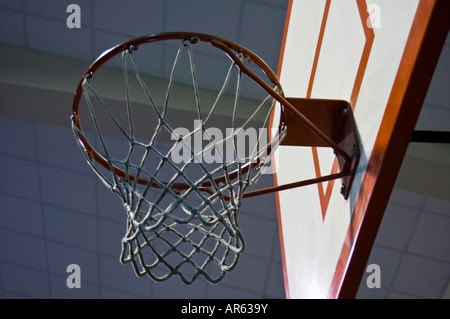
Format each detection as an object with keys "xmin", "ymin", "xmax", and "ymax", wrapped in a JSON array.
[{"xmin": 273, "ymin": 0, "xmax": 448, "ymax": 298}]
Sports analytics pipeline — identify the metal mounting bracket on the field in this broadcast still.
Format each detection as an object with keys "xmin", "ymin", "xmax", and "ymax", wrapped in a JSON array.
[{"xmin": 243, "ymin": 98, "xmax": 360, "ymax": 199}]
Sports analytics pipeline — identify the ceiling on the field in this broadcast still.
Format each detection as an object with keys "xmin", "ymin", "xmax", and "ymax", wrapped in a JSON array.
[{"xmin": 0, "ymin": 0, "xmax": 449, "ymax": 299}]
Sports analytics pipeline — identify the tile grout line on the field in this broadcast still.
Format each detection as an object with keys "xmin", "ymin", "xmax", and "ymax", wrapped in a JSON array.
[
  {"xmin": 33, "ymin": 122, "xmax": 53, "ymax": 298},
  {"xmin": 0, "ymin": 242, "xmax": 4, "ymax": 298},
  {"xmin": 261, "ymin": 221, "xmax": 283, "ymax": 298},
  {"xmin": 20, "ymin": 0, "xmax": 29, "ymax": 47},
  {"xmin": 90, "ymin": 0, "xmax": 102, "ymax": 300},
  {"xmin": 385, "ymin": 195, "xmax": 428, "ymax": 298},
  {"xmin": 90, "ymin": 0, "xmax": 96, "ymax": 62},
  {"xmin": 95, "ymin": 181, "xmax": 102, "ymax": 298}
]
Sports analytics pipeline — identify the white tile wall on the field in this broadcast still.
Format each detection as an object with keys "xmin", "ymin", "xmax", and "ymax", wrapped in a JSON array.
[
  {"xmin": 0, "ymin": 155, "xmax": 40, "ymax": 200},
  {"xmin": 40, "ymin": 166, "xmax": 97, "ymax": 214},
  {"xmin": 36, "ymin": 123, "xmax": 93, "ymax": 174},
  {"xmin": 375, "ymin": 203, "xmax": 420, "ymax": 250},
  {"xmin": 46, "ymin": 241, "xmax": 99, "ymax": 284},
  {"xmin": 220, "ymin": 253, "xmax": 271, "ymax": 294},
  {"xmin": 392, "ymin": 254, "xmax": 450, "ymax": 299},
  {"xmin": 26, "ymin": 15, "xmax": 93, "ymax": 60},
  {"xmin": 1, "ymin": 263, "xmax": 50, "ymax": 298},
  {"xmin": 357, "ymin": 189, "xmax": 450, "ymax": 299},
  {"xmin": 0, "ymin": 229, "xmax": 48, "ymax": 270},
  {"xmin": 363, "ymin": 246, "xmax": 402, "ymax": 289},
  {"xmin": 408, "ymin": 212, "xmax": 450, "ymax": 263},
  {"xmin": 97, "ymin": 183, "xmax": 126, "ymax": 222},
  {"xmin": 239, "ymin": 214, "xmax": 278, "ymax": 259},
  {"xmin": 94, "ymin": 0, "xmax": 164, "ymax": 37},
  {"xmin": 423, "ymin": 45, "xmax": 450, "ymax": 107},
  {"xmin": 24, "ymin": 0, "xmax": 93, "ymax": 24},
  {"xmin": 264, "ymin": 261, "xmax": 285, "ymax": 298},
  {"xmin": 0, "ymin": 194, "xmax": 44, "ymax": 237},
  {"xmin": 389, "ymin": 188, "xmax": 426, "ymax": 208},
  {"xmin": 425, "ymin": 196, "xmax": 450, "ymax": 217},
  {"xmin": 99, "ymin": 254, "xmax": 151, "ymax": 297},
  {"xmin": 0, "ymin": 118, "xmax": 37, "ymax": 160},
  {"xmin": 0, "ymin": 0, "xmax": 22, "ymax": 10},
  {"xmin": 166, "ymin": 0, "xmax": 242, "ymax": 40},
  {"xmin": 50, "ymin": 274, "xmax": 99, "ymax": 299},
  {"xmin": 416, "ymin": 40, "xmax": 450, "ymax": 132},
  {"xmin": 44, "ymin": 205, "xmax": 97, "ymax": 250},
  {"xmin": 98, "ymin": 218, "xmax": 125, "ymax": 256},
  {"xmin": 240, "ymin": 2, "xmax": 287, "ymax": 70},
  {"xmin": 0, "ymin": 10, "xmax": 26, "ymax": 46}
]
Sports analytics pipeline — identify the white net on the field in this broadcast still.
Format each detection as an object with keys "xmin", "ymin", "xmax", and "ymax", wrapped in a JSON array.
[{"xmin": 72, "ymin": 36, "xmax": 286, "ymax": 283}]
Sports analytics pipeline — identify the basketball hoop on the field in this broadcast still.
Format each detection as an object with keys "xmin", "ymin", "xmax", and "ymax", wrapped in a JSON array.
[{"xmin": 71, "ymin": 32, "xmax": 359, "ymax": 283}]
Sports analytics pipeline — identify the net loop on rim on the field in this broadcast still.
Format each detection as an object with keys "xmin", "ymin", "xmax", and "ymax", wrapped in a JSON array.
[{"xmin": 71, "ymin": 33, "xmax": 286, "ymax": 283}]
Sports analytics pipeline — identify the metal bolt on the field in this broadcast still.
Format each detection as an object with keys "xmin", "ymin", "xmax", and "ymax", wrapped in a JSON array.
[
  {"xmin": 340, "ymin": 184, "xmax": 347, "ymax": 196},
  {"xmin": 343, "ymin": 107, "xmax": 349, "ymax": 118},
  {"xmin": 70, "ymin": 114, "xmax": 78, "ymax": 125},
  {"xmin": 189, "ymin": 37, "xmax": 200, "ymax": 45},
  {"xmin": 128, "ymin": 45, "xmax": 136, "ymax": 54},
  {"xmin": 351, "ymin": 145, "xmax": 358, "ymax": 157}
]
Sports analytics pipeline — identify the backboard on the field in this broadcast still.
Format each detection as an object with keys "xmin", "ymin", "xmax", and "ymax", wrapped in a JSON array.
[{"xmin": 272, "ymin": 0, "xmax": 449, "ymax": 298}]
